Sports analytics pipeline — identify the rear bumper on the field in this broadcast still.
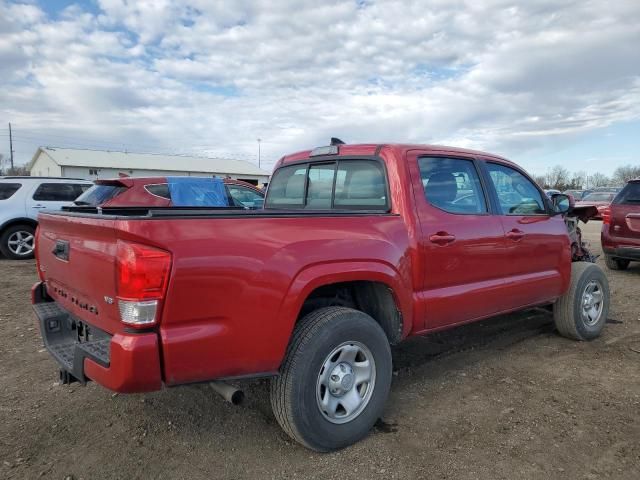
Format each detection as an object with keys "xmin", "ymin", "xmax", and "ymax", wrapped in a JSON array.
[
  {"xmin": 602, "ymin": 246, "xmax": 640, "ymax": 261},
  {"xmin": 32, "ymin": 282, "xmax": 162, "ymax": 393}
]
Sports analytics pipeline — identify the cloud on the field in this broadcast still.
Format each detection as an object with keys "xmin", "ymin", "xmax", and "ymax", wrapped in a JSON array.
[{"xmin": 0, "ymin": 0, "xmax": 639, "ymax": 174}]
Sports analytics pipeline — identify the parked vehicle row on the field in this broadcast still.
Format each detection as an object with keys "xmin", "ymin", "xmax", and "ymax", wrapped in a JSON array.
[
  {"xmin": 75, "ymin": 177, "xmax": 264, "ymax": 209},
  {"xmin": 32, "ymin": 141, "xmax": 610, "ymax": 451},
  {"xmin": 1, "ymin": 176, "xmax": 264, "ymax": 259}
]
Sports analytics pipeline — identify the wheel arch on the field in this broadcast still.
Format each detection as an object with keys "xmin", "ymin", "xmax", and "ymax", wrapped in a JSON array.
[
  {"xmin": 0, "ymin": 217, "xmax": 38, "ymax": 235},
  {"xmin": 278, "ymin": 261, "xmax": 413, "ymax": 348}
]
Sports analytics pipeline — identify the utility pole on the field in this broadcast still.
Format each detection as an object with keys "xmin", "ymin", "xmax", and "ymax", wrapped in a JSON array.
[
  {"xmin": 257, "ymin": 138, "xmax": 261, "ymax": 169},
  {"xmin": 9, "ymin": 123, "xmax": 14, "ymax": 170}
]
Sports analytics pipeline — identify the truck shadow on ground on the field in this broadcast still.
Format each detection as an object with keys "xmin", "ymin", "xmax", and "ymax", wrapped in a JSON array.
[{"xmin": 134, "ymin": 308, "xmax": 563, "ymax": 440}]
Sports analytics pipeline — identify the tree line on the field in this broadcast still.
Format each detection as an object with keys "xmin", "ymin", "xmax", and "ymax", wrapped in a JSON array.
[{"xmin": 532, "ymin": 164, "xmax": 640, "ymax": 191}]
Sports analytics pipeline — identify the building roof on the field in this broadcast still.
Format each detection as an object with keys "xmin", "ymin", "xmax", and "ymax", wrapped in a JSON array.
[{"xmin": 30, "ymin": 147, "xmax": 270, "ymax": 177}]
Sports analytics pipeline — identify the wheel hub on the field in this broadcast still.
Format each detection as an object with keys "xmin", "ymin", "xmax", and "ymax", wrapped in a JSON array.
[
  {"xmin": 316, "ymin": 341, "xmax": 376, "ymax": 424},
  {"xmin": 581, "ymin": 279, "xmax": 604, "ymax": 326},
  {"xmin": 7, "ymin": 231, "xmax": 34, "ymax": 255},
  {"xmin": 328, "ymin": 363, "xmax": 354, "ymax": 396}
]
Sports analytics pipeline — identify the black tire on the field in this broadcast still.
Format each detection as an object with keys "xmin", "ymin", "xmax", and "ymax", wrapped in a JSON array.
[
  {"xmin": 553, "ymin": 262, "xmax": 610, "ymax": 341},
  {"xmin": 270, "ymin": 307, "xmax": 392, "ymax": 451},
  {"xmin": 604, "ymin": 255, "xmax": 630, "ymax": 271},
  {"xmin": 0, "ymin": 224, "xmax": 36, "ymax": 260}
]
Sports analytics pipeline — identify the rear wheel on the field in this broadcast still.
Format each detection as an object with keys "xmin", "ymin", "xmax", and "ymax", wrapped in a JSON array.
[
  {"xmin": 0, "ymin": 224, "xmax": 35, "ymax": 260},
  {"xmin": 270, "ymin": 307, "xmax": 392, "ymax": 451},
  {"xmin": 604, "ymin": 254, "xmax": 630, "ymax": 271},
  {"xmin": 553, "ymin": 262, "xmax": 610, "ymax": 341}
]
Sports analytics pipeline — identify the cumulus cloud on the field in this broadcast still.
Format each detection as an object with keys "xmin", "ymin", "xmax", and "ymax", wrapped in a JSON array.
[{"xmin": 0, "ymin": 0, "xmax": 639, "ymax": 173}]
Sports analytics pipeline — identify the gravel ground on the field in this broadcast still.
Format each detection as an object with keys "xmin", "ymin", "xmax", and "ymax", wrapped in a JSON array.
[{"xmin": 0, "ymin": 221, "xmax": 638, "ymax": 479}]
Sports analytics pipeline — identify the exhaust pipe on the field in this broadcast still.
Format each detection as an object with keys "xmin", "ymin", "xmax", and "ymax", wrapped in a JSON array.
[{"xmin": 210, "ymin": 381, "xmax": 244, "ymax": 406}]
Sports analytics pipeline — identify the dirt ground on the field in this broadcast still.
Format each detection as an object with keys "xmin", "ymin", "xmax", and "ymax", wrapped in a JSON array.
[{"xmin": 0, "ymin": 221, "xmax": 638, "ymax": 479}]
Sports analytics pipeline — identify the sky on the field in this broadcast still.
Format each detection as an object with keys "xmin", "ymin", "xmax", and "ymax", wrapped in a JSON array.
[{"xmin": 0, "ymin": 0, "xmax": 639, "ymax": 176}]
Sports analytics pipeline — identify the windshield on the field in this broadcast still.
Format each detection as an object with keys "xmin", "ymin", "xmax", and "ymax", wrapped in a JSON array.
[{"xmin": 582, "ymin": 193, "xmax": 614, "ymax": 202}]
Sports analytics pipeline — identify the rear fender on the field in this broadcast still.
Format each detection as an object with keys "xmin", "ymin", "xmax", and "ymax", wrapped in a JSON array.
[{"xmin": 277, "ymin": 261, "xmax": 413, "ymax": 345}]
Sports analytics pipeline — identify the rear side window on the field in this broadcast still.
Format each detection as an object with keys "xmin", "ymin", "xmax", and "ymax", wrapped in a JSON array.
[
  {"xmin": 486, "ymin": 163, "xmax": 546, "ymax": 215},
  {"xmin": 265, "ymin": 160, "xmax": 388, "ymax": 210},
  {"xmin": 75, "ymin": 184, "xmax": 127, "ymax": 206},
  {"xmin": 0, "ymin": 183, "xmax": 21, "ymax": 200},
  {"xmin": 145, "ymin": 184, "xmax": 170, "ymax": 199},
  {"xmin": 615, "ymin": 182, "xmax": 640, "ymax": 204},
  {"xmin": 32, "ymin": 183, "xmax": 89, "ymax": 202},
  {"xmin": 418, "ymin": 157, "xmax": 487, "ymax": 214}
]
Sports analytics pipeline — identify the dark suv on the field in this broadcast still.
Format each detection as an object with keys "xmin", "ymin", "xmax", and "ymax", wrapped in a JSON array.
[{"xmin": 601, "ymin": 179, "xmax": 640, "ymax": 270}]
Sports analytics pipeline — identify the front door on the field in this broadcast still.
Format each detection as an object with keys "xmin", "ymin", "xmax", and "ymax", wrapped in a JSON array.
[
  {"xmin": 482, "ymin": 161, "xmax": 570, "ymax": 309},
  {"xmin": 407, "ymin": 152, "xmax": 510, "ymax": 331}
]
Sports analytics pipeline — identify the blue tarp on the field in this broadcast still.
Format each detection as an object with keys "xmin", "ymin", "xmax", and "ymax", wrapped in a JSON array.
[{"xmin": 167, "ymin": 177, "xmax": 229, "ymax": 207}]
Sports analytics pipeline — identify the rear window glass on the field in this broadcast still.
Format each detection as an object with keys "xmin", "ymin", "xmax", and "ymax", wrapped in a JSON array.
[
  {"xmin": 615, "ymin": 182, "xmax": 640, "ymax": 204},
  {"xmin": 265, "ymin": 160, "xmax": 388, "ymax": 210},
  {"xmin": 33, "ymin": 183, "xmax": 89, "ymax": 201},
  {"xmin": 582, "ymin": 193, "xmax": 615, "ymax": 202},
  {"xmin": 0, "ymin": 183, "xmax": 21, "ymax": 200},
  {"xmin": 75, "ymin": 184, "xmax": 127, "ymax": 206},
  {"xmin": 333, "ymin": 161, "xmax": 387, "ymax": 209},
  {"xmin": 265, "ymin": 166, "xmax": 308, "ymax": 207}
]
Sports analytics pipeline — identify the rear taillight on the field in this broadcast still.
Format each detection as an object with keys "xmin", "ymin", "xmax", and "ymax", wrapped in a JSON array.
[
  {"xmin": 602, "ymin": 206, "xmax": 612, "ymax": 225},
  {"xmin": 116, "ymin": 241, "xmax": 171, "ymax": 328}
]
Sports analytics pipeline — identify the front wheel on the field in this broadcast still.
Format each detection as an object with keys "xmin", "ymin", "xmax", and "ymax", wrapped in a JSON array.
[
  {"xmin": 553, "ymin": 262, "xmax": 610, "ymax": 341},
  {"xmin": 270, "ymin": 307, "xmax": 392, "ymax": 451}
]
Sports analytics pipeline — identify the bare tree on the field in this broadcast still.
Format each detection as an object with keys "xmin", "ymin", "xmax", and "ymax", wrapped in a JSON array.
[
  {"xmin": 612, "ymin": 165, "xmax": 640, "ymax": 185},
  {"xmin": 532, "ymin": 174, "xmax": 547, "ymax": 188},
  {"xmin": 545, "ymin": 166, "xmax": 571, "ymax": 190},
  {"xmin": 587, "ymin": 172, "xmax": 610, "ymax": 188},
  {"xmin": 569, "ymin": 171, "xmax": 587, "ymax": 190}
]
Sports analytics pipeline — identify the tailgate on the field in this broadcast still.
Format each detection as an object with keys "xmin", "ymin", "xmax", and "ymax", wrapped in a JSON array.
[{"xmin": 36, "ymin": 213, "xmax": 122, "ymax": 334}]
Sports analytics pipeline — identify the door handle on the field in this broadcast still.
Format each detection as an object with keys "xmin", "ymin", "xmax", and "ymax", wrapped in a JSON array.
[
  {"xmin": 429, "ymin": 232, "xmax": 456, "ymax": 246},
  {"xmin": 32, "ymin": 205, "xmax": 46, "ymax": 209},
  {"xmin": 506, "ymin": 229, "xmax": 524, "ymax": 241}
]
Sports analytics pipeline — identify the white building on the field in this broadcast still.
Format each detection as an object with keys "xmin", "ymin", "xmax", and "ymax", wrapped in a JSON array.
[{"xmin": 29, "ymin": 147, "xmax": 270, "ymax": 185}]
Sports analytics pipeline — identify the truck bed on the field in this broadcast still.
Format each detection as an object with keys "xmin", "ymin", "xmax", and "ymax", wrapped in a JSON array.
[{"xmin": 35, "ymin": 208, "xmax": 412, "ymax": 387}]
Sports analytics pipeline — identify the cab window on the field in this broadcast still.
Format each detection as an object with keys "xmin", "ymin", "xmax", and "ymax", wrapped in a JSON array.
[
  {"xmin": 418, "ymin": 157, "xmax": 487, "ymax": 214},
  {"xmin": 486, "ymin": 163, "xmax": 547, "ymax": 215}
]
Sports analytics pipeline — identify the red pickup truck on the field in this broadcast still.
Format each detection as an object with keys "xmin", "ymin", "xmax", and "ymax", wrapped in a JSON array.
[{"xmin": 33, "ymin": 142, "xmax": 609, "ymax": 451}]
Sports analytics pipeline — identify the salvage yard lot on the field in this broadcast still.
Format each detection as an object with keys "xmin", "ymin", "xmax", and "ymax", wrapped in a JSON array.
[{"xmin": 1, "ymin": 221, "xmax": 638, "ymax": 479}]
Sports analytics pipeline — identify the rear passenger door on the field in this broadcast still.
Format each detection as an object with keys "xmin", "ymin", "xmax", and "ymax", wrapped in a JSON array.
[
  {"xmin": 25, "ymin": 183, "xmax": 90, "ymax": 219},
  {"xmin": 407, "ymin": 152, "xmax": 511, "ymax": 330},
  {"xmin": 481, "ymin": 161, "xmax": 570, "ymax": 308}
]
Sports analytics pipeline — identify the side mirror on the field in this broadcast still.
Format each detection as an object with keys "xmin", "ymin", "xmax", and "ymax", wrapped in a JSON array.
[{"xmin": 551, "ymin": 193, "xmax": 573, "ymax": 214}]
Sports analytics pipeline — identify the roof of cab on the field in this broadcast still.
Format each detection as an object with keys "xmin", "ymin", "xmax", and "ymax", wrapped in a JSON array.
[{"xmin": 279, "ymin": 143, "xmax": 514, "ymax": 167}]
